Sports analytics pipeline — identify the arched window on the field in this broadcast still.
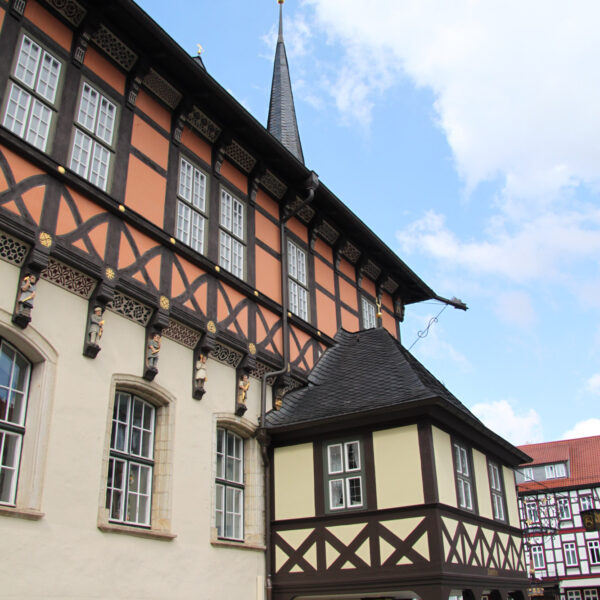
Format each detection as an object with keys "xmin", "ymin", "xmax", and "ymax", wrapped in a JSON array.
[{"xmin": 0, "ymin": 340, "xmax": 31, "ymax": 505}]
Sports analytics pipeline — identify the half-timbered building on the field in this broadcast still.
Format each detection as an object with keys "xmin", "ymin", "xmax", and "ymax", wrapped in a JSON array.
[
  {"xmin": 516, "ymin": 436, "xmax": 600, "ymax": 600},
  {"xmin": 0, "ymin": 0, "xmax": 529, "ymax": 598}
]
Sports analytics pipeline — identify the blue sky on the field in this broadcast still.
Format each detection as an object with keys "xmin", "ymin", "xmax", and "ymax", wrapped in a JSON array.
[{"xmin": 136, "ymin": 0, "xmax": 600, "ymax": 445}]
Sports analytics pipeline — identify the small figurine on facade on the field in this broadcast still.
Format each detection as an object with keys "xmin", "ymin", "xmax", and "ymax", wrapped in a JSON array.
[
  {"xmin": 143, "ymin": 332, "xmax": 161, "ymax": 381},
  {"xmin": 235, "ymin": 373, "xmax": 250, "ymax": 416},
  {"xmin": 193, "ymin": 353, "xmax": 208, "ymax": 400},
  {"xmin": 13, "ymin": 274, "xmax": 37, "ymax": 328},
  {"xmin": 88, "ymin": 306, "xmax": 104, "ymax": 345},
  {"xmin": 83, "ymin": 306, "xmax": 105, "ymax": 358}
]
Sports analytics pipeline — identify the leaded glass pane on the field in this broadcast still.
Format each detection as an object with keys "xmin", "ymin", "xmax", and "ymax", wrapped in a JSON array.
[
  {"xmin": 329, "ymin": 479, "xmax": 345, "ymax": 509},
  {"xmin": 15, "ymin": 36, "xmax": 40, "ymax": 88},
  {"xmin": 328, "ymin": 444, "xmax": 343, "ymax": 474}
]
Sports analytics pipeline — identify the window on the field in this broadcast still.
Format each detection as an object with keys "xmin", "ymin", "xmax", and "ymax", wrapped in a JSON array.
[
  {"xmin": 288, "ymin": 241, "xmax": 308, "ymax": 320},
  {"xmin": 176, "ymin": 157, "xmax": 207, "ymax": 253},
  {"xmin": 525, "ymin": 501, "xmax": 539, "ymax": 523},
  {"xmin": 0, "ymin": 340, "xmax": 31, "ymax": 506},
  {"xmin": 325, "ymin": 440, "xmax": 364, "ymax": 511},
  {"xmin": 2, "ymin": 34, "xmax": 62, "ymax": 152},
  {"xmin": 522, "ymin": 467, "xmax": 534, "ymax": 481},
  {"xmin": 219, "ymin": 189, "xmax": 245, "ymax": 279},
  {"xmin": 531, "ymin": 545, "xmax": 545, "ymax": 569},
  {"xmin": 488, "ymin": 461, "xmax": 505, "ymax": 520},
  {"xmin": 580, "ymin": 495, "xmax": 593, "ymax": 511},
  {"xmin": 545, "ymin": 463, "xmax": 567, "ymax": 479},
  {"xmin": 105, "ymin": 392, "xmax": 155, "ymax": 526},
  {"xmin": 584, "ymin": 590, "xmax": 598, "ymax": 600},
  {"xmin": 361, "ymin": 297, "xmax": 376, "ymax": 329},
  {"xmin": 69, "ymin": 82, "xmax": 117, "ymax": 191},
  {"xmin": 568, "ymin": 592, "xmax": 582, "ymax": 600},
  {"xmin": 557, "ymin": 497, "xmax": 571, "ymax": 519},
  {"xmin": 564, "ymin": 542, "xmax": 578, "ymax": 567},
  {"xmin": 98, "ymin": 376, "xmax": 175, "ymax": 539},
  {"xmin": 215, "ymin": 428, "xmax": 244, "ymax": 540},
  {"xmin": 588, "ymin": 540, "xmax": 600, "ymax": 565},
  {"xmin": 453, "ymin": 442, "xmax": 473, "ymax": 510}
]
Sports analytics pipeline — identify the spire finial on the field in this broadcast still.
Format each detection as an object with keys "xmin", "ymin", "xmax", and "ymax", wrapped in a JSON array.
[{"xmin": 278, "ymin": 0, "xmax": 284, "ymax": 42}]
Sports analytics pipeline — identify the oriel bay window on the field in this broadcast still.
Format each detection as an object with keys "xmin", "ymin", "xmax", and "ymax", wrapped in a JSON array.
[
  {"xmin": 69, "ymin": 82, "xmax": 117, "ymax": 192},
  {"xmin": 106, "ymin": 392, "xmax": 155, "ymax": 527},
  {"xmin": 215, "ymin": 428, "xmax": 244, "ymax": 540},
  {"xmin": 3, "ymin": 34, "xmax": 62, "ymax": 152},
  {"xmin": 0, "ymin": 340, "xmax": 31, "ymax": 505},
  {"xmin": 219, "ymin": 189, "xmax": 245, "ymax": 279},
  {"xmin": 288, "ymin": 240, "xmax": 308, "ymax": 320},
  {"xmin": 453, "ymin": 441, "xmax": 473, "ymax": 510},
  {"xmin": 325, "ymin": 440, "xmax": 364, "ymax": 512},
  {"xmin": 176, "ymin": 157, "xmax": 207, "ymax": 253}
]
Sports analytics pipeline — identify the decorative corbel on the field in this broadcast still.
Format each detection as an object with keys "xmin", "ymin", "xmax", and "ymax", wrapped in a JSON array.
[
  {"xmin": 172, "ymin": 98, "xmax": 192, "ymax": 144},
  {"xmin": 9, "ymin": 0, "xmax": 26, "ymax": 19},
  {"xmin": 12, "ymin": 236, "xmax": 51, "ymax": 329},
  {"xmin": 394, "ymin": 296, "xmax": 406, "ymax": 322},
  {"xmin": 71, "ymin": 9, "xmax": 102, "ymax": 67},
  {"xmin": 308, "ymin": 213, "xmax": 323, "ymax": 252},
  {"xmin": 235, "ymin": 349, "xmax": 256, "ymax": 417},
  {"xmin": 212, "ymin": 131, "xmax": 232, "ymax": 177},
  {"xmin": 142, "ymin": 296, "xmax": 170, "ymax": 381},
  {"xmin": 355, "ymin": 254, "xmax": 368, "ymax": 288},
  {"xmin": 192, "ymin": 329, "xmax": 216, "ymax": 400},
  {"xmin": 125, "ymin": 60, "xmax": 148, "ymax": 110},
  {"xmin": 248, "ymin": 162, "xmax": 266, "ymax": 205},
  {"xmin": 83, "ymin": 278, "xmax": 116, "ymax": 359},
  {"xmin": 332, "ymin": 236, "xmax": 346, "ymax": 272}
]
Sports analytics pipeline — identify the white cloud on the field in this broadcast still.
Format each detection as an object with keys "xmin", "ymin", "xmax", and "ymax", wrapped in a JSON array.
[
  {"xmin": 586, "ymin": 373, "xmax": 600, "ymax": 395},
  {"xmin": 561, "ymin": 418, "xmax": 600, "ymax": 440},
  {"xmin": 396, "ymin": 208, "xmax": 600, "ymax": 286},
  {"xmin": 302, "ymin": 0, "xmax": 600, "ymax": 199},
  {"xmin": 471, "ymin": 399, "xmax": 543, "ymax": 445}
]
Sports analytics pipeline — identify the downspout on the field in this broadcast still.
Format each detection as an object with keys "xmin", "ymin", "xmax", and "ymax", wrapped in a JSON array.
[{"xmin": 259, "ymin": 171, "xmax": 319, "ymax": 600}]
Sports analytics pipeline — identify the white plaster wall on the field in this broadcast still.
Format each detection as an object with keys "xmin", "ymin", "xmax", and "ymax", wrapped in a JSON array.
[
  {"xmin": 273, "ymin": 443, "xmax": 315, "ymax": 520},
  {"xmin": 473, "ymin": 448, "xmax": 493, "ymax": 519},
  {"xmin": 0, "ymin": 259, "xmax": 265, "ymax": 599}
]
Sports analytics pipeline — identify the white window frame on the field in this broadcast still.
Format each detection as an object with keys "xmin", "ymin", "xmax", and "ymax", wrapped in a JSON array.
[
  {"xmin": 215, "ymin": 428, "xmax": 244, "ymax": 541},
  {"xmin": 219, "ymin": 189, "xmax": 245, "ymax": 279},
  {"xmin": 564, "ymin": 542, "xmax": 578, "ymax": 567},
  {"xmin": 557, "ymin": 496, "xmax": 571, "ymax": 520},
  {"xmin": 568, "ymin": 592, "xmax": 582, "ymax": 600},
  {"xmin": 2, "ymin": 34, "xmax": 62, "ymax": 152},
  {"xmin": 69, "ymin": 81, "xmax": 117, "ymax": 192},
  {"xmin": 526, "ymin": 501, "xmax": 539, "ymax": 523},
  {"xmin": 288, "ymin": 240, "xmax": 308, "ymax": 321},
  {"xmin": 176, "ymin": 157, "xmax": 207, "ymax": 253},
  {"xmin": 453, "ymin": 442, "xmax": 473, "ymax": 511},
  {"xmin": 326, "ymin": 440, "xmax": 364, "ymax": 512},
  {"xmin": 531, "ymin": 545, "xmax": 545, "ymax": 569},
  {"xmin": 105, "ymin": 391, "xmax": 155, "ymax": 527},
  {"xmin": 488, "ymin": 461, "xmax": 505, "ymax": 521},
  {"xmin": 522, "ymin": 467, "xmax": 534, "ymax": 481},
  {"xmin": 361, "ymin": 297, "xmax": 377, "ymax": 329},
  {"xmin": 0, "ymin": 340, "xmax": 31, "ymax": 506},
  {"xmin": 580, "ymin": 495, "xmax": 593, "ymax": 511},
  {"xmin": 588, "ymin": 540, "xmax": 600, "ymax": 565},
  {"xmin": 584, "ymin": 590, "xmax": 598, "ymax": 600}
]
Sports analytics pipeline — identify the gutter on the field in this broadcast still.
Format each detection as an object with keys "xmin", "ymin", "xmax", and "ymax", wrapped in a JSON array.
[{"xmin": 258, "ymin": 171, "xmax": 319, "ymax": 600}]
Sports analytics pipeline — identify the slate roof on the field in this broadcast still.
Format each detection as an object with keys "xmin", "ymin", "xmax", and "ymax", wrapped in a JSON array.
[
  {"xmin": 517, "ymin": 435, "xmax": 600, "ymax": 492},
  {"xmin": 267, "ymin": 3, "xmax": 304, "ymax": 163},
  {"xmin": 266, "ymin": 327, "xmax": 479, "ymax": 428}
]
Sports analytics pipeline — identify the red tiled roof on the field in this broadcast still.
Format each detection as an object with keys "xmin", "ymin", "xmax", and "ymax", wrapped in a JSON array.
[{"xmin": 517, "ymin": 435, "xmax": 600, "ymax": 492}]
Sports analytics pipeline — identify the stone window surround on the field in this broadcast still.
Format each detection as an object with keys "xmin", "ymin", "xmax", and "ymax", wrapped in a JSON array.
[
  {"xmin": 210, "ymin": 413, "xmax": 265, "ymax": 551},
  {"xmin": 97, "ymin": 373, "xmax": 176, "ymax": 541},
  {"xmin": 0, "ymin": 308, "xmax": 57, "ymax": 521}
]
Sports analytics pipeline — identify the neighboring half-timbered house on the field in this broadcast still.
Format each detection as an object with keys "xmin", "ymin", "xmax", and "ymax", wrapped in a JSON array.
[
  {"xmin": 516, "ymin": 436, "xmax": 600, "ymax": 600},
  {"xmin": 264, "ymin": 327, "xmax": 531, "ymax": 600}
]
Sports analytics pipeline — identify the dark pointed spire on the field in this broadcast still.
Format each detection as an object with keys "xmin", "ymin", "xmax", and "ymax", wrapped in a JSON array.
[{"xmin": 267, "ymin": 0, "xmax": 304, "ymax": 163}]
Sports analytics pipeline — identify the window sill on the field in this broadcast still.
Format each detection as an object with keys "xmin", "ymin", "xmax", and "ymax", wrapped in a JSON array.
[
  {"xmin": 210, "ymin": 529, "xmax": 265, "ymax": 551},
  {"xmin": 0, "ymin": 505, "xmax": 44, "ymax": 520},
  {"xmin": 98, "ymin": 522, "xmax": 176, "ymax": 541}
]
